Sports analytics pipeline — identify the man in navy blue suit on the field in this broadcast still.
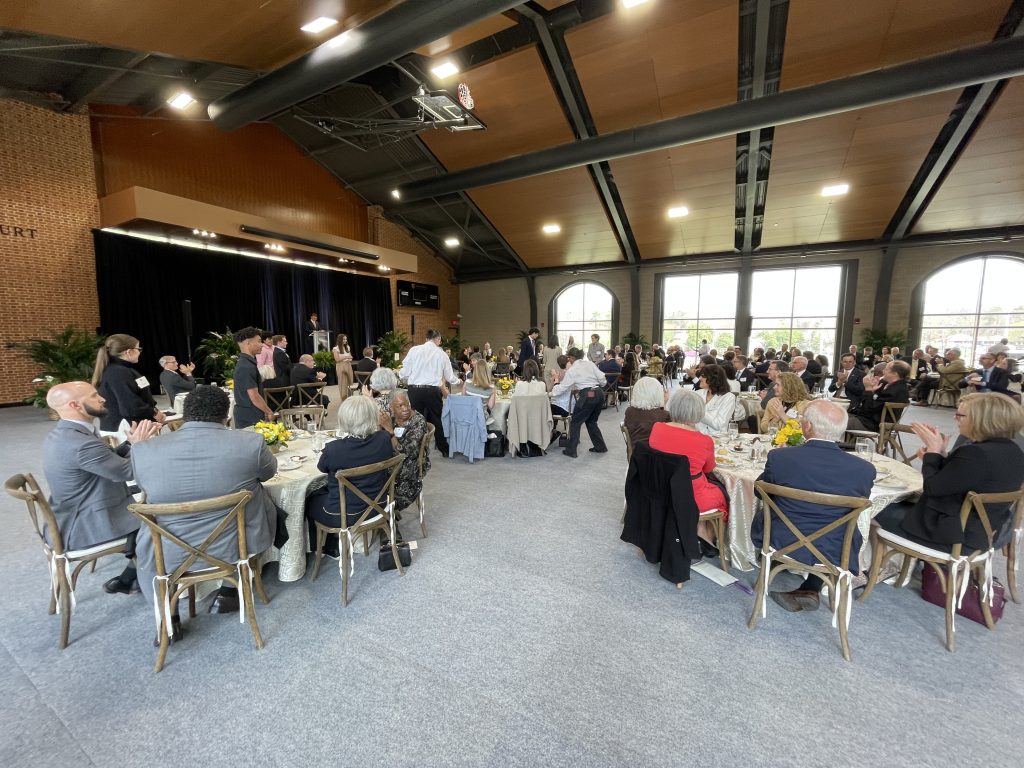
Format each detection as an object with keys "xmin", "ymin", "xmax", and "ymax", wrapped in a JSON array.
[
  {"xmin": 752, "ymin": 399, "xmax": 876, "ymax": 612},
  {"xmin": 517, "ymin": 327, "xmax": 540, "ymax": 374},
  {"xmin": 959, "ymin": 351, "xmax": 1011, "ymax": 396}
]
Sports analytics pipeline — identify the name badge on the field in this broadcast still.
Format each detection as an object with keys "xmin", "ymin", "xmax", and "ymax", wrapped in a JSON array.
[{"xmin": 135, "ymin": 376, "xmax": 150, "ymax": 388}]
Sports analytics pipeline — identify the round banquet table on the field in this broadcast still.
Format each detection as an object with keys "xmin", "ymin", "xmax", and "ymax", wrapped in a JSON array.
[{"xmin": 712, "ymin": 440, "xmax": 922, "ymax": 572}]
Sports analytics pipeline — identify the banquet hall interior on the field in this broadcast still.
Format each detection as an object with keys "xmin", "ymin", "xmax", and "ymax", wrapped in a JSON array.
[{"xmin": 1, "ymin": 1, "xmax": 1023, "ymax": 766}]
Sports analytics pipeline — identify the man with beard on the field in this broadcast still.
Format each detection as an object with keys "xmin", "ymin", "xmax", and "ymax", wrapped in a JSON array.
[{"xmin": 42, "ymin": 381, "xmax": 161, "ymax": 594}]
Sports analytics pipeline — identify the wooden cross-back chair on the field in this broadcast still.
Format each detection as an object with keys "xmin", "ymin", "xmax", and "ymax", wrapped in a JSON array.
[
  {"xmin": 279, "ymin": 407, "xmax": 326, "ymax": 432},
  {"xmin": 263, "ymin": 386, "xmax": 293, "ymax": 413},
  {"xmin": 845, "ymin": 401, "xmax": 909, "ymax": 452},
  {"xmin": 1005, "ymin": 493, "xmax": 1024, "ymax": 604},
  {"xmin": 5, "ymin": 473, "xmax": 131, "ymax": 649},
  {"xmin": 352, "ymin": 370, "xmax": 373, "ymax": 392},
  {"xmin": 880, "ymin": 422, "xmax": 915, "ymax": 465},
  {"xmin": 860, "ymin": 488, "xmax": 1024, "ymax": 652},
  {"xmin": 414, "ymin": 423, "xmax": 435, "ymax": 538},
  {"xmin": 293, "ymin": 382, "xmax": 327, "ymax": 407},
  {"xmin": 929, "ymin": 370, "xmax": 963, "ymax": 408},
  {"xmin": 309, "ymin": 454, "xmax": 405, "ymax": 607},
  {"xmin": 128, "ymin": 489, "xmax": 268, "ymax": 672},
  {"xmin": 617, "ymin": 368, "xmax": 639, "ymax": 405},
  {"xmin": 747, "ymin": 481, "xmax": 872, "ymax": 661}
]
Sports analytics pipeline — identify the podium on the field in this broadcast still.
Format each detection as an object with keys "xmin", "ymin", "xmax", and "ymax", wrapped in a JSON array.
[{"xmin": 310, "ymin": 330, "xmax": 330, "ymax": 353}]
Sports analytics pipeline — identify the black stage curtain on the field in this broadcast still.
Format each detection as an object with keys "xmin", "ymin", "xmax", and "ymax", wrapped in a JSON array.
[{"xmin": 93, "ymin": 229, "xmax": 393, "ymax": 388}]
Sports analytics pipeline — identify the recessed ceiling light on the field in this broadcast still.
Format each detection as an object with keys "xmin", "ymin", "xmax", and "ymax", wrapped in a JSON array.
[
  {"xmin": 622, "ymin": 0, "xmax": 650, "ymax": 8},
  {"xmin": 192, "ymin": 229, "xmax": 200, "ymax": 235},
  {"xmin": 431, "ymin": 61, "xmax": 460, "ymax": 79},
  {"xmin": 378, "ymin": 265, "xmax": 391, "ymax": 272},
  {"xmin": 821, "ymin": 183, "xmax": 850, "ymax": 197},
  {"xmin": 667, "ymin": 206, "xmax": 689, "ymax": 219},
  {"xmin": 444, "ymin": 237, "xmax": 460, "ymax": 247},
  {"xmin": 167, "ymin": 91, "xmax": 194, "ymax": 110},
  {"xmin": 542, "ymin": 223, "xmax": 561, "ymax": 235},
  {"xmin": 300, "ymin": 17, "xmax": 338, "ymax": 34},
  {"xmin": 390, "ymin": 189, "xmax": 401, "ymax": 200}
]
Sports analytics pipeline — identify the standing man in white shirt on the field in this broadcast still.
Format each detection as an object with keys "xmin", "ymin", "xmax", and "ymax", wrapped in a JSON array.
[
  {"xmin": 550, "ymin": 348, "xmax": 609, "ymax": 458},
  {"xmin": 398, "ymin": 329, "xmax": 461, "ymax": 454},
  {"xmin": 587, "ymin": 334, "xmax": 606, "ymax": 364}
]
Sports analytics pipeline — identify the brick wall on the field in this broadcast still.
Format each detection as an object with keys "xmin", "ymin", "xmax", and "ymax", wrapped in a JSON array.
[
  {"xmin": 0, "ymin": 100, "xmax": 100, "ymax": 405},
  {"xmin": 368, "ymin": 206, "xmax": 460, "ymax": 347}
]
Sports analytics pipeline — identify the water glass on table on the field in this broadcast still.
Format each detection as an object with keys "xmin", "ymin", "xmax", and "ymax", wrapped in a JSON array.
[
  {"xmin": 311, "ymin": 432, "xmax": 326, "ymax": 456},
  {"xmin": 855, "ymin": 437, "xmax": 874, "ymax": 462}
]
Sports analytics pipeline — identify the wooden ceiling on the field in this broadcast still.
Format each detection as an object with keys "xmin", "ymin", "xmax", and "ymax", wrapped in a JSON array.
[
  {"xmin": 914, "ymin": 77, "xmax": 1024, "ymax": 233},
  {"xmin": 2, "ymin": 0, "xmax": 1022, "ymax": 274}
]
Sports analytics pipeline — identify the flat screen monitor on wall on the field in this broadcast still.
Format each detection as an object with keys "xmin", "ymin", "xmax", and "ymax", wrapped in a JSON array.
[{"xmin": 397, "ymin": 280, "xmax": 440, "ymax": 309}]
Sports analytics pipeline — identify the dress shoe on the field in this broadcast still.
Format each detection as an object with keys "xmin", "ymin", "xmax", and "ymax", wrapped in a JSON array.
[
  {"xmin": 103, "ymin": 576, "xmax": 140, "ymax": 595},
  {"xmin": 562, "ymin": 449, "xmax": 578, "ymax": 458},
  {"xmin": 209, "ymin": 592, "xmax": 240, "ymax": 614},
  {"xmin": 589, "ymin": 447, "xmax": 608, "ymax": 453},
  {"xmin": 769, "ymin": 589, "xmax": 820, "ymax": 612},
  {"xmin": 699, "ymin": 540, "xmax": 720, "ymax": 559},
  {"xmin": 153, "ymin": 616, "xmax": 183, "ymax": 647}
]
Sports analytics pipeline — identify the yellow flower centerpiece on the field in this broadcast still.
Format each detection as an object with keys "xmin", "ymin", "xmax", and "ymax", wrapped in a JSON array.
[
  {"xmin": 224, "ymin": 378, "xmax": 234, "ymax": 390},
  {"xmin": 495, "ymin": 376, "xmax": 515, "ymax": 396},
  {"xmin": 254, "ymin": 421, "xmax": 292, "ymax": 453},
  {"xmin": 773, "ymin": 418, "xmax": 805, "ymax": 447}
]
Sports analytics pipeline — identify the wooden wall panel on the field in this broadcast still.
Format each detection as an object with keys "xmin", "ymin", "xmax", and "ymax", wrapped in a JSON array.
[
  {"xmin": 914, "ymin": 78, "xmax": 1024, "ymax": 233},
  {"xmin": 91, "ymin": 116, "xmax": 368, "ymax": 242}
]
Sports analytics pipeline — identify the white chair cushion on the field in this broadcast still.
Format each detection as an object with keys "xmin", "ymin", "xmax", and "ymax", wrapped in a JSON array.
[
  {"xmin": 65, "ymin": 537, "xmax": 129, "ymax": 559},
  {"xmin": 874, "ymin": 527, "xmax": 991, "ymax": 564}
]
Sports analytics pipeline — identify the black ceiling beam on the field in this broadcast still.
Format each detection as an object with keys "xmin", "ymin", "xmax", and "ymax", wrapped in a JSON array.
[
  {"xmin": 209, "ymin": 0, "xmax": 523, "ymax": 130},
  {"xmin": 736, "ymin": 0, "xmax": 789, "ymax": 254},
  {"xmin": 397, "ymin": 35, "xmax": 1024, "ymax": 202},
  {"xmin": 517, "ymin": 3, "xmax": 641, "ymax": 265},
  {"xmin": 62, "ymin": 52, "xmax": 149, "ymax": 112}
]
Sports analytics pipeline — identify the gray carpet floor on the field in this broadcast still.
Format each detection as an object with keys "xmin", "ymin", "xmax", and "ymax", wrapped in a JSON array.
[{"xmin": 1, "ymin": 396, "xmax": 1021, "ymax": 768}]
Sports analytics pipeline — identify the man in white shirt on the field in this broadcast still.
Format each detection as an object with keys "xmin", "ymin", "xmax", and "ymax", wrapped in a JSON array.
[
  {"xmin": 988, "ymin": 337, "xmax": 1009, "ymax": 355},
  {"xmin": 399, "ymin": 329, "xmax": 460, "ymax": 454},
  {"xmin": 587, "ymin": 334, "xmax": 606, "ymax": 363},
  {"xmin": 550, "ymin": 349, "xmax": 608, "ymax": 458}
]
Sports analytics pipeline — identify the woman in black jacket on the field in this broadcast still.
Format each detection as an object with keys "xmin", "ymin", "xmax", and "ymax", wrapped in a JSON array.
[
  {"xmin": 874, "ymin": 392, "xmax": 1024, "ymax": 552},
  {"xmin": 92, "ymin": 333, "xmax": 164, "ymax": 432}
]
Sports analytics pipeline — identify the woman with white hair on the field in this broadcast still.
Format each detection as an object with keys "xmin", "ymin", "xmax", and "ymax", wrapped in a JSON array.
[
  {"xmin": 622, "ymin": 375, "xmax": 669, "ymax": 445},
  {"xmin": 304, "ymin": 395, "xmax": 397, "ymax": 557},
  {"xmin": 368, "ymin": 365, "xmax": 398, "ymax": 415},
  {"xmin": 650, "ymin": 388, "xmax": 729, "ymax": 553}
]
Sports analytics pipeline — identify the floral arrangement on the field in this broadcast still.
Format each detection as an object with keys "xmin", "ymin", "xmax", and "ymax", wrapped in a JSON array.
[
  {"xmin": 254, "ymin": 421, "xmax": 292, "ymax": 447},
  {"xmin": 224, "ymin": 379, "xmax": 234, "ymax": 390},
  {"xmin": 495, "ymin": 376, "xmax": 515, "ymax": 395},
  {"xmin": 773, "ymin": 418, "xmax": 805, "ymax": 447}
]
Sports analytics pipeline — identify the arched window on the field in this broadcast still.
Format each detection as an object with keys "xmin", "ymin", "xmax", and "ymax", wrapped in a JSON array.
[
  {"xmin": 553, "ymin": 281, "xmax": 614, "ymax": 351},
  {"xmin": 920, "ymin": 255, "xmax": 1024, "ymax": 363}
]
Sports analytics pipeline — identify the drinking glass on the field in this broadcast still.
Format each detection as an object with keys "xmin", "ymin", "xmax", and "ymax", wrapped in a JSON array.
[
  {"xmin": 855, "ymin": 438, "xmax": 874, "ymax": 462},
  {"xmin": 311, "ymin": 433, "xmax": 326, "ymax": 456},
  {"xmin": 728, "ymin": 423, "xmax": 740, "ymax": 442}
]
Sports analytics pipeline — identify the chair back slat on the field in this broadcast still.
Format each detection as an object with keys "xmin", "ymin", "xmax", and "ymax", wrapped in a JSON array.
[
  {"xmin": 279, "ymin": 407, "xmax": 326, "ymax": 432},
  {"xmin": 754, "ymin": 481, "xmax": 872, "ymax": 573},
  {"xmin": 620, "ymin": 423, "xmax": 633, "ymax": 464},
  {"xmin": 417, "ymin": 424, "xmax": 435, "ymax": 479},
  {"xmin": 5, "ymin": 473, "xmax": 63, "ymax": 553},
  {"xmin": 353, "ymin": 370, "xmax": 373, "ymax": 390},
  {"xmin": 335, "ymin": 454, "xmax": 405, "ymax": 531},
  {"xmin": 263, "ymin": 386, "xmax": 293, "ymax": 412},
  {"xmin": 294, "ymin": 382, "xmax": 326, "ymax": 407},
  {"xmin": 128, "ymin": 490, "xmax": 253, "ymax": 583},
  {"xmin": 961, "ymin": 489, "xmax": 1024, "ymax": 554}
]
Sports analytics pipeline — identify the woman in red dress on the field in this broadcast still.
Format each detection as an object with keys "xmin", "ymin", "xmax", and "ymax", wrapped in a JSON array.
[{"xmin": 649, "ymin": 388, "xmax": 728, "ymax": 555}]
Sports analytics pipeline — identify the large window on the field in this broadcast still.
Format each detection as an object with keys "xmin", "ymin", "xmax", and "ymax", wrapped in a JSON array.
[
  {"xmin": 920, "ymin": 256, "xmax": 1024, "ymax": 364},
  {"xmin": 554, "ymin": 282, "xmax": 613, "ymax": 350},
  {"xmin": 749, "ymin": 266, "xmax": 842, "ymax": 360},
  {"xmin": 661, "ymin": 272, "xmax": 738, "ymax": 355}
]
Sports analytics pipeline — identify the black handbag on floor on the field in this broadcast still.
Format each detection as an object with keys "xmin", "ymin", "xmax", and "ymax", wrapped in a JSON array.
[
  {"xmin": 485, "ymin": 431, "xmax": 507, "ymax": 457},
  {"xmin": 378, "ymin": 542, "xmax": 412, "ymax": 571},
  {"xmin": 514, "ymin": 441, "xmax": 545, "ymax": 458}
]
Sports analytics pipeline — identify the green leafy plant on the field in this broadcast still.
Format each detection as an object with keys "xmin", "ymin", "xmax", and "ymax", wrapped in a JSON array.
[
  {"xmin": 195, "ymin": 327, "xmax": 239, "ymax": 384},
  {"xmin": 439, "ymin": 334, "xmax": 464, "ymax": 358},
  {"xmin": 621, "ymin": 332, "xmax": 649, "ymax": 350},
  {"xmin": 312, "ymin": 350, "xmax": 335, "ymax": 371},
  {"xmin": 376, "ymin": 330, "xmax": 410, "ymax": 369},
  {"xmin": 19, "ymin": 325, "xmax": 105, "ymax": 408},
  {"xmin": 860, "ymin": 328, "xmax": 910, "ymax": 350}
]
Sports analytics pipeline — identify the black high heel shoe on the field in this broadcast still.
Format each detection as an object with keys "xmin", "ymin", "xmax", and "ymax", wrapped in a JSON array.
[{"xmin": 699, "ymin": 540, "xmax": 720, "ymax": 559}]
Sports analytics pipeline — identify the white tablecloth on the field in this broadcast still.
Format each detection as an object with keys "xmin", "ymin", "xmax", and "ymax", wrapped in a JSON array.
[
  {"xmin": 713, "ymin": 443, "xmax": 922, "ymax": 571},
  {"xmin": 262, "ymin": 435, "xmax": 326, "ymax": 582}
]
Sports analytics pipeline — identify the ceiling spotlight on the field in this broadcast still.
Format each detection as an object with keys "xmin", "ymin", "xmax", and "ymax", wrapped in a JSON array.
[
  {"xmin": 167, "ymin": 91, "xmax": 194, "ymax": 110},
  {"xmin": 378, "ymin": 265, "xmax": 391, "ymax": 272},
  {"xmin": 821, "ymin": 183, "xmax": 850, "ymax": 197},
  {"xmin": 300, "ymin": 17, "xmax": 338, "ymax": 33},
  {"xmin": 390, "ymin": 189, "xmax": 401, "ymax": 200},
  {"xmin": 431, "ymin": 61, "xmax": 460, "ymax": 79},
  {"xmin": 192, "ymin": 229, "xmax": 200, "ymax": 235},
  {"xmin": 209, "ymin": 233, "xmax": 216, "ymax": 238},
  {"xmin": 200, "ymin": 230, "xmax": 208, "ymax": 237},
  {"xmin": 542, "ymin": 223, "xmax": 561, "ymax": 235},
  {"xmin": 444, "ymin": 237, "xmax": 460, "ymax": 248},
  {"xmin": 667, "ymin": 206, "xmax": 689, "ymax": 219},
  {"xmin": 338, "ymin": 258, "xmax": 349, "ymax": 264},
  {"xmin": 622, "ymin": 0, "xmax": 651, "ymax": 7}
]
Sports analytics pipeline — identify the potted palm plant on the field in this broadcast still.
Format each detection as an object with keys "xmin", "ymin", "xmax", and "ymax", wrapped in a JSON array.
[
  {"xmin": 19, "ymin": 326, "xmax": 105, "ymax": 414},
  {"xmin": 376, "ymin": 330, "xmax": 410, "ymax": 369},
  {"xmin": 195, "ymin": 327, "xmax": 239, "ymax": 385}
]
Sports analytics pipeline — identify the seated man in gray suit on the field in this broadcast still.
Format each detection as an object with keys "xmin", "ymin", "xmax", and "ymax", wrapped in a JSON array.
[
  {"xmin": 42, "ymin": 381, "xmax": 161, "ymax": 594},
  {"xmin": 131, "ymin": 385, "xmax": 278, "ymax": 616}
]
